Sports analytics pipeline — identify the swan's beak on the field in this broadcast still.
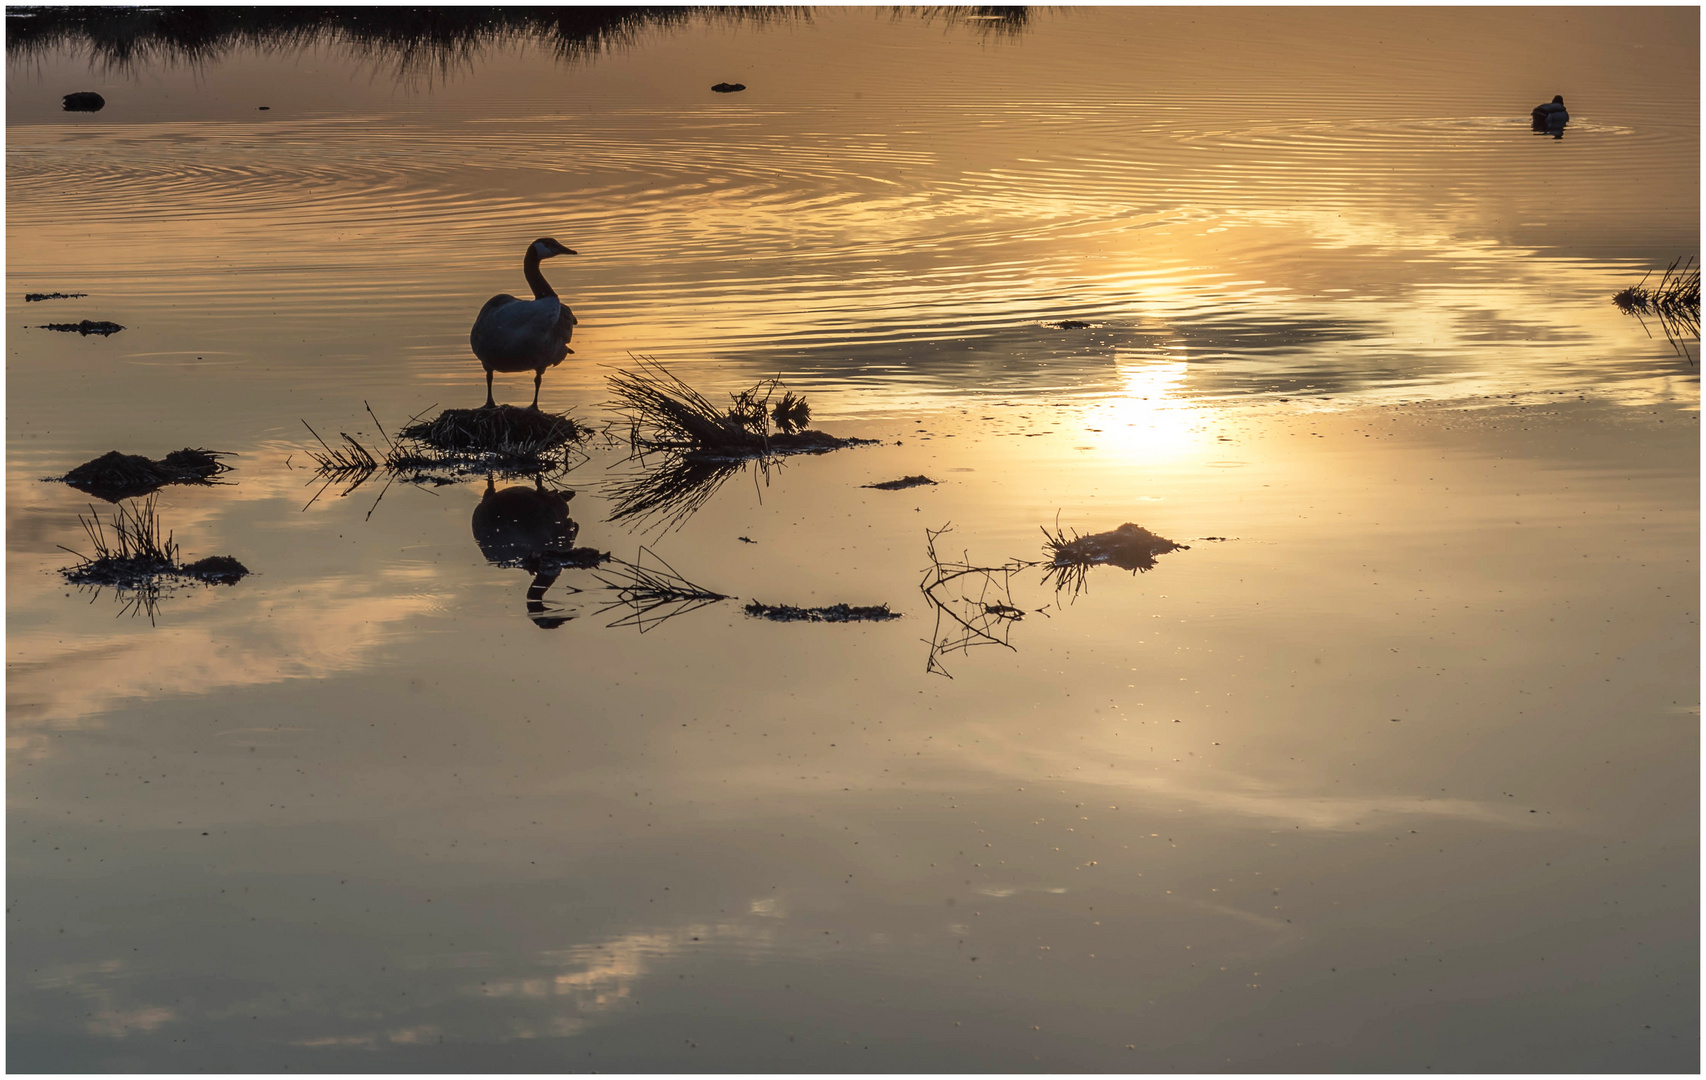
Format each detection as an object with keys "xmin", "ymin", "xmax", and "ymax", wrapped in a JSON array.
[{"xmin": 563, "ymin": 248, "xmax": 578, "ymax": 256}]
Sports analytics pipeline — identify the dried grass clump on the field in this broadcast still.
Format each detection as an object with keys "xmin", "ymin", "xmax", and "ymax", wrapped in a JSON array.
[
  {"xmin": 1614, "ymin": 256, "xmax": 1700, "ymax": 361},
  {"xmin": 58, "ymin": 496, "xmax": 248, "ymax": 620},
  {"xmin": 40, "ymin": 319, "xmax": 123, "ymax": 335},
  {"xmin": 62, "ymin": 447, "xmax": 232, "ymax": 501},
  {"xmin": 1043, "ymin": 521, "xmax": 1187, "ymax": 594},
  {"xmin": 401, "ymin": 405, "xmax": 585, "ymax": 454},
  {"xmin": 611, "ymin": 356, "xmax": 858, "ymax": 459}
]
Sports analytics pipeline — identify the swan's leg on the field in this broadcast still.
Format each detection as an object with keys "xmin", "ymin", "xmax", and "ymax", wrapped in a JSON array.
[
  {"xmin": 530, "ymin": 370, "xmax": 543, "ymax": 410},
  {"xmin": 485, "ymin": 368, "xmax": 497, "ymax": 409}
]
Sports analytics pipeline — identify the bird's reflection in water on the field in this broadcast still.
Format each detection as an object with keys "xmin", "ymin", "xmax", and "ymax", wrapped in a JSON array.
[{"xmin": 471, "ymin": 475, "xmax": 606, "ymax": 628}]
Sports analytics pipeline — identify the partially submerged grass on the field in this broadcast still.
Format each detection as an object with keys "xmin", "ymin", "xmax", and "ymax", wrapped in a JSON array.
[
  {"xmin": 300, "ymin": 403, "xmax": 591, "ymax": 513},
  {"xmin": 1042, "ymin": 521, "xmax": 1188, "ymax": 595},
  {"xmin": 58, "ymin": 495, "xmax": 249, "ymax": 622},
  {"xmin": 602, "ymin": 455, "xmax": 755, "ymax": 534},
  {"xmin": 400, "ymin": 405, "xmax": 585, "ymax": 454},
  {"xmin": 744, "ymin": 601, "xmax": 899, "ymax": 623},
  {"xmin": 1614, "ymin": 256, "xmax": 1700, "ymax": 361},
  {"xmin": 610, "ymin": 355, "xmax": 862, "ymax": 459},
  {"xmin": 61, "ymin": 447, "xmax": 232, "ymax": 502}
]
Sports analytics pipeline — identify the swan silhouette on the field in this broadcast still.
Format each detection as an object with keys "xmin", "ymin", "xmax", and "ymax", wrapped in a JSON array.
[{"xmin": 470, "ymin": 238, "xmax": 579, "ymax": 409}]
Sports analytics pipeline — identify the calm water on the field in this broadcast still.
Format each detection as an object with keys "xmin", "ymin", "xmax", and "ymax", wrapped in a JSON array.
[{"xmin": 7, "ymin": 7, "xmax": 1699, "ymax": 1072}]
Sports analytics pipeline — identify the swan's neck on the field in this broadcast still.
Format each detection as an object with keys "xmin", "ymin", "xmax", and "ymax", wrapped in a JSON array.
[{"xmin": 523, "ymin": 250, "xmax": 557, "ymax": 300}]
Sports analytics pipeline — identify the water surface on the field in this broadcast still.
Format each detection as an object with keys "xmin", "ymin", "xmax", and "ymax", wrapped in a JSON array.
[{"xmin": 7, "ymin": 7, "xmax": 1698, "ymax": 1072}]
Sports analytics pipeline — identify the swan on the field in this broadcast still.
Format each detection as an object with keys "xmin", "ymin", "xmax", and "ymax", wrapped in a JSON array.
[{"xmin": 470, "ymin": 237, "xmax": 579, "ymax": 409}]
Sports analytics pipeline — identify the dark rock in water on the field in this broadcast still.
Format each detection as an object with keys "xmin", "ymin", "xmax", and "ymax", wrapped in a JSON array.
[
  {"xmin": 181, "ymin": 555, "xmax": 249, "ymax": 584},
  {"xmin": 62, "ymin": 447, "xmax": 232, "ymax": 501},
  {"xmin": 1054, "ymin": 320, "xmax": 1092, "ymax": 329},
  {"xmin": 745, "ymin": 601, "xmax": 899, "ymax": 623},
  {"xmin": 24, "ymin": 292, "xmax": 88, "ymax": 302},
  {"xmin": 864, "ymin": 474, "xmax": 937, "ymax": 490},
  {"xmin": 41, "ymin": 320, "xmax": 123, "ymax": 335},
  {"xmin": 62, "ymin": 91, "xmax": 105, "ymax": 112},
  {"xmin": 711, "ymin": 82, "xmax": 747, "ymax": 93}
]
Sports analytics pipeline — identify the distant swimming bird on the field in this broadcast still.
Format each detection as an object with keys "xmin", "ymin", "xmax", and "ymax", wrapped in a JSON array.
[
  {"xmin": 470, "ymin": 237, "xmax": 579, "ymax": 409},
  {"xmin": 1532, "ymin": 94, "xmax": 1569, "ymax": 127}
]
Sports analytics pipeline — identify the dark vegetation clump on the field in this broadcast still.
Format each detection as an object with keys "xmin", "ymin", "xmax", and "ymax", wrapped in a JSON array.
[
  {"xmin": 1043, "ymin": 521, "xmax": 1188, "ymax": 594},
  {"xmin": 592, "ymin": 548, "xmax": 729, "ymax": 631},
  {"xmin": 58, "ymin": 496, "xmax": 248, "ymax": 621},
  {"xmin": 61, "ymin": 90, "xmax": 104, "ymax": 111},
  {"xmin": 1614, "ymin": 256, "xmax": 1700, "ymax": 361},
  {"xmin": 864, "ymin": 474, "xmax": 937, "ymax": 490},
  {"xmin": 24, "ymin": 291, "xmax": 87, "ymax": 302},
  {"xmin": 711, "ymin": 82, "xmax": 746, "ymax": 93},
  {"xmin": 611, "ymin": 356, "xmax": 869, "ymax": 460},
  {"xmin": 62, "ymin": 447, "xmax": 232, "ymax": 501},
  {"xmin": 1053, "ymin": 320, "xmax": 1091, "ymax": 329},
  {"xmin": 400, "ymin": 405, "xmax": 586, "ymax": 454},
  {"xmin": 744, "ymin": 601, "xmax": 900, "ymax": 623},
  {"xmin": 300, "ymin": 403, "xmax": 591, "ymax": 512},
  {"xmin": 40, "ymin": 319, "xmax": 123, "ymax": 335}
]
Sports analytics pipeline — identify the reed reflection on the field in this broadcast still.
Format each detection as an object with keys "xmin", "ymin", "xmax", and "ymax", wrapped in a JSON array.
[{"xmin": 471, "ymin": 474, "xmax": 606, "ymax": 629}]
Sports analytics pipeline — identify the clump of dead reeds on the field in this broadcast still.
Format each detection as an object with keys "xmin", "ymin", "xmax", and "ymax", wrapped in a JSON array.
[
  {"xmin": 61, "ymin": 447, "xmax": 232, "ymax": 502},
  {"xmin": 1042, "ymin": 520, "xmax": 1187, "ymax": 595},
  {"xmin": 610, "ymin": 355, "xmax": 855, "ymax": 459},
  {"xmin": 58, "ymin": 496, "xmax": 250, "ymax": 621},
  {"xmin": 400, "ymin": 405, "xmax": 585, "ymax": 455},
  {"xmin": 300, "ymin": 403, "xmax": 591, "ymax": 513},
  {"xmin": 1614, "ymin": 256, "xmax": 1700, "ymax": 361}
]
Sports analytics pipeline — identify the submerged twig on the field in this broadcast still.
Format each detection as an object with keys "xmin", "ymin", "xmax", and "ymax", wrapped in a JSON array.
[
  {"xmin": 919, "ymin": 524, "xmax": 1040, "ymax": 677},
  {"xmin": 591, "ymin": 547, "xmax": 730, "ymax": 632}
]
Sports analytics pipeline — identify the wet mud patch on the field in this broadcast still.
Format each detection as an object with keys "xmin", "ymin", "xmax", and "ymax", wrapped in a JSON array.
[
  {"xmin": 864, "ymin": 474, "xmax": 937, "ymax": 490},
  {"xmin": 745, "ymin": 601, "xmax": 900, "ymax": 623},
  {"xmin": 60, "ymin": 447, "xmax": 232, "ymax": 502},
  {"xmin": 39, "ymin": 319, "xmax": 124, "ymax": 335}
]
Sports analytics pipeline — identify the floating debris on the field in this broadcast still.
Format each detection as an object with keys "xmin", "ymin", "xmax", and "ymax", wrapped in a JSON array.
[
  {"xmin": 61, "ymin": 447, "xmax": 232, "ymax": 502},
  {"xmin": 62, "ymin": 91, "xmax": 104, "ymax": 111},
  {"xmin": 745, "ymin": 601, "xmax": 899, "ymax": 623},
  {"xmin": 711, "ymin": 82, "xmax": 747, "ymax": 93},
  {"xmin": 1614, "ymin": 256, "xmax": 1699, "ymax": 362},
  {"xmin": 57, "ymin": 496, "xmax": 247, "ymax": 622},
  {"xmin": 1053, "ymin": 320, "xmax": 1091, "ymax": 329},
  {"xmin": 24, "ymin": 291, "xmax": 87, "ymax": 302},
  {"xmin": 1043, "ymin": 521, "xmax": 1188, "ymax": 595},
  {"xmin": 864, "ymin": 474, "xmax": 937, "ymax": 490},
  {"xmin": 40, "ymin": 319, "xmax": 123, "ymax": 335}
]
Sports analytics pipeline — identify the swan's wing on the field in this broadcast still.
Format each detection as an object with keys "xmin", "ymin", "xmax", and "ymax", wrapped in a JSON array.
[{"xmin": 472, "ymin": 295, "xmax": 566, "ymax": 365}]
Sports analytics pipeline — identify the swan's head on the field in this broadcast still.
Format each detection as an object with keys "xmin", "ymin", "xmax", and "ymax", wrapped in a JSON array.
[
  {"xmin": 531, "ymin": 237, "xmax": 577, "ymax": 259},
  {"xmin": 1552, "ymin": 95, "xmax": 1564, "ymax": 104}
]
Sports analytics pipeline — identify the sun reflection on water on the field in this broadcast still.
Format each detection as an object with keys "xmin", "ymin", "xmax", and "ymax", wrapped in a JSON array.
[{"xmin": 1081, "ymin": 355, "xmax": 1205, "ymax": 462}]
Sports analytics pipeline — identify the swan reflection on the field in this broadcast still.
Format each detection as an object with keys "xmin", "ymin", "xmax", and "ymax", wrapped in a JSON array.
[{"xmin": 471, "ymin": 475, "xmax": 605, "ymax": 628}]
